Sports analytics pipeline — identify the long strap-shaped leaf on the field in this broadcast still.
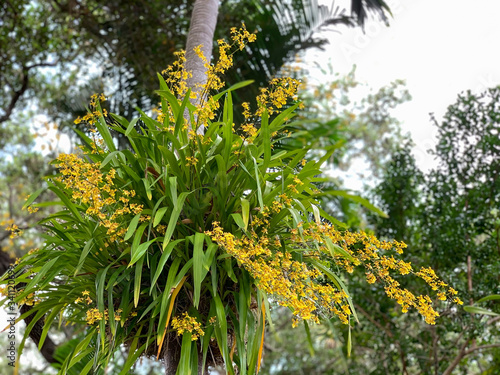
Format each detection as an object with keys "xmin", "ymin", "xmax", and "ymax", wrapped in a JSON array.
[
  {"xmin": 257, "ymin": 303, "xmax": 266, "ymax": 373},
  {"xmin": 156, "ymin": 275, "xmax": 188, "ymax": 358},
  {"xmin": 163, "ymin": 191, "xmax": 192, "ymax": 250}
]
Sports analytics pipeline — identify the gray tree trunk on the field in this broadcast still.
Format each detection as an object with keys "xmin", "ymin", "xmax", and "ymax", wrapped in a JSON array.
[{"xmin": 184, "ymin": 0, "xmax": 219, "ymax": 134}]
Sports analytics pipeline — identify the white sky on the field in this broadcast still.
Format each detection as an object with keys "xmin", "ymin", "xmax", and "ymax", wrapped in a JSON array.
[{"xmin": 311, "ymin": 0, "xmax": 500, "ymax": 172}]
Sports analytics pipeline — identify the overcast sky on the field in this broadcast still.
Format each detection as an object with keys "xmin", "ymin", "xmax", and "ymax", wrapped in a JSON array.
[{"xmin": 311, "ymin": 0, "xmax": 500, "ymax": 172}]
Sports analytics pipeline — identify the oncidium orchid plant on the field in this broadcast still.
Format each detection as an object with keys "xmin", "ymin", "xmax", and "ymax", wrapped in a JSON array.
[{"xmin": 2, "ymin": 25, "xmax": 462, "ymax": 375}]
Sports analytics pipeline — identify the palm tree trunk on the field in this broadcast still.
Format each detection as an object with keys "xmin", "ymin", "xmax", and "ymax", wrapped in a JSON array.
[{"xmin": 184, "ymin": 0, "xmax": 219, "ymax": 134}]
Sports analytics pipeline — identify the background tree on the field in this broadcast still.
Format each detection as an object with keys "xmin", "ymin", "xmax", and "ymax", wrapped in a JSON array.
[
  {"xmin": 352, "ymin": 88, "xmax": 500, "ymax": 374},
  {"xmin": 284, "ymin": 64, "xmax": 410, "ymax": 227},
  {"xmin": 367, "ymin": 137, "xmax": 423, "ymax": 242},
  {"xmin": 419, "ymin": 88, "xmax": 500, "ymax": 374},
  {"xmin": 297, "ymin": 65, "xmax": 410, "ymax": 177}
]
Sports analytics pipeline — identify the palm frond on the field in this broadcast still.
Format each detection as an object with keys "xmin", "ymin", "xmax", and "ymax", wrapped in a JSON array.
[{"xmin": 351, "ymin": 0, "xmax": 392, "ymax": 27}]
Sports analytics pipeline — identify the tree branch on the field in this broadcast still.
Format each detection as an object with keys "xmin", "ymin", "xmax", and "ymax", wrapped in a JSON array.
[
  {"xmin": 0, "ymin": 68, "xmax": 29, "ymax": 124},
  {"xmin": 443, "ymin": 341, "xmax": 500, "ymax": 375},
  {"xmin": 464, "ymin": 343, "xmax": 500, "ymax": 356},
  {"xmin": 442, "ymin": 339, "xmax": 469, "ymax": 375},
  {"xmin": 25, "ymin": 61, "xmax": 59, "ymax": 70},
  {"xmin": 0, "ymin": 58, "xmax": 60, "ymax": 124},
  {"xmin": 354, "ymin": 303, "xmax": 409, "ymax": 374},
  {"xmin": 184, "ymin": 0, "xmax": 219, "ymax": 134},
  {"xmin": 354, "ymin": 302, "xmax": 393, "ymax": 338},
  {"xmin": 487, "ymin": 316, "xmax": 500, "ymax": 325}
]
